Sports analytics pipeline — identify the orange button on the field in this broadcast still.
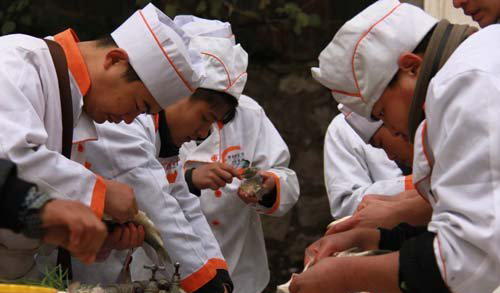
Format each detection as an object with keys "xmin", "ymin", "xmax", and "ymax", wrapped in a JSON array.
[
  {"xmin": 84, "ymin": 161, "xmax": 92, "ymax": 169},
  {"xmin": 211, "ymin": 155, "xmax": 218, "ymax": 162},
  {"xmin": 212, "ymin": 220, "xmax": 220, "ymax": 226},
  {"xmin": 214, "ymin": 190, "xmax": 222, "ymax": 197},
  {"xmin": 77, "ymin": 143, "xmax": 84, "ymax": 153}
]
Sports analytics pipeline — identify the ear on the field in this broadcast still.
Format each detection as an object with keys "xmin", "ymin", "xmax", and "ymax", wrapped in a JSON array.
[
  {"xmin": 397, "ymin": 53, "xmax": 423, "ymax": 77},
  {"xmin": 103, "ymin": 48, "xmax": 129, "ymax": 70}
]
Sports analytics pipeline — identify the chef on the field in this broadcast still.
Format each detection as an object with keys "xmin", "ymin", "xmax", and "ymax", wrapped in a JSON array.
[
  {"xmin": 75, "ymin": 16, "xmax": 235, "ymax": 293},
  {"xmin": 0, "ymin": 2, "xmax": 202, "ymax": 280},
  {"xmin": 324, "ymin": 104, "xmax": 413, "ymax": 219},
  {"xmin": 178, "ymin": 18, "xmax": 300, "ymax": 293}
]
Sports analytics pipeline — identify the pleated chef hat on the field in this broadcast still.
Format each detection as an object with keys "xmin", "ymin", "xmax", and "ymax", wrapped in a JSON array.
[
  {"xmin": 111, "ymin": 3, "xmax": 203, "ymax": 108},
  {"xmin": 174, "ymin": 16, "xmax": 247, "ymax": 100},
  {"xmin": 311, "ymin": 0, "xmax": 437, "ymax": 119},
  {"xmin": 338, "ymin": 104, "xmax": 383, "ymax": 143}
]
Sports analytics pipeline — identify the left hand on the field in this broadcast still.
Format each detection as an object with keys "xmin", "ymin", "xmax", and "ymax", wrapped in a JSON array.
[
  {"xmin": 237, "ymin": 171, "xmax": 275, "ymax": 204},
  {"xmin": 96, "ymin": 222, "xmax": 145, "ymax": 261},
  {"xmin": 290, "ymin": 257, "xmax": 349, "ymax": 293}
]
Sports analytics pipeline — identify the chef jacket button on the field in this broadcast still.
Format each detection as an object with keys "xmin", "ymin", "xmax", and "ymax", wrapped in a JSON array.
[
  {"xmin": 212, "ymin": 220, "xmax": 220, "ymax": 226},
  {"xmin": 214, "ymin": 190, "xmax": 222, "ymax": 197},
  {"xmin": 211, "ymin": 155, "xmax": 218, "ymax": 162}
]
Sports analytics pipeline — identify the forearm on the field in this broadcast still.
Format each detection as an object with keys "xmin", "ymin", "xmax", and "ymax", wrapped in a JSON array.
[
  {"xmin": 400, "ymin": 198, "xmax": 431, "ymax": 226},
  {"xmin": 342, "ymin": 252, "xmax": 402, "ymax": 293}
]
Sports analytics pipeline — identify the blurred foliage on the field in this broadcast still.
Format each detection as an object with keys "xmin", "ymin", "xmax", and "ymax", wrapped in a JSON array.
[{"xmin": 0, "ymin": 0, "xmax": 378, "ymax": 62}]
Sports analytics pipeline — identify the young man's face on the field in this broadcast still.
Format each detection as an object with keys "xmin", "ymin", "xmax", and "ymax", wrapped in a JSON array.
[
  {"xmin": 370, "ymin": 126, "xmax": 414, "ymax": 167},
  {"xmin": 83, "ymin": 48, "xmax": 162, "ymax": 124},
  {"xmin": 453, "ymin": 0, "xmax": 500, "ymax": 27},
  {"xmin": 165, "ymin": 96, "xmax": 232, "ymax": 147},
  {"xmin": 371, "ymin": 53, "xmax": 422, "ymax": 141},
  {"xmin": 84, "ymin": 80, "xmax": 161, "ymax": 124}
]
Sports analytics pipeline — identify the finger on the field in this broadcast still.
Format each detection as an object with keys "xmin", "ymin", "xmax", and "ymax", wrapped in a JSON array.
[
  {"xmin": 210, "ymin": 174, "xmax": 227, "ymax": 188},
  {"xmin": 106, "ymin": 226, "xmax": 123, "ymax": 249},
  {"xmin": 119, "ymin": 225, "xmax": 132, "ymax": 250},
  {"xmin": 220, "ymin": 163, "xmax": 240, "ymax": 178},
  {"xmin": 137, "ymin": 225, "xmax": 145, "ymax": 246},
  {"xmin": 128, "ymin": 223, "xmax": 141, "ymax": 248},
  {"xmin": 213, "ymin": 168, "xmax": 234, "ymax": 183},
  {"xmin": 325, "ymin": 216, "xmax": 358, "ymax": 235}
]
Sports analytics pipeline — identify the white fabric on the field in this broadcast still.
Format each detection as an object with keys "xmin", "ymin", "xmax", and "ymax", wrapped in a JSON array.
[
  {"xmin": 186, "ymin": 38, "xmax": 247, "ymax": 100},
  {"xmin": 174, "ymin": 15, "xmax": 234, "ymax": 40},
  {"xmin": 74, "ymin": 114, "xmax": 224, "ymax": 287},
  {"xmin": 324, "ymin": 114, "xmax": 408, "ymax": 218},
  {"xmin": 311, "ymin": 0, "xmax": 437, "ymax": 119},
  {"xmin": 412, "ymin": 25, "xmax": 500, "ymax": 293},
  {"xmin": 180, "ymin": 95, "xmax": 300, "ymax": 293},
  {"xmin": 0, "ymin": 34, "xmax": 100, "ymax": 279},
  {"xmin": 111, "ymin": 3, "xmax": 203, "ymax": 108},
  {"xmin": 338, "ymin": 104, "xmax": 383, "ymax": 143}
]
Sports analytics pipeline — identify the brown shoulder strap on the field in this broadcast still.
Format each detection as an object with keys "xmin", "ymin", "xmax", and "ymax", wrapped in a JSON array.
[
  {"xmin": 43, "ymin": 39, "xmax": 73, "ymax": 159},
  {"xmin": 43, "ymin": 39, "xmax": 74, "ymax": 281}
]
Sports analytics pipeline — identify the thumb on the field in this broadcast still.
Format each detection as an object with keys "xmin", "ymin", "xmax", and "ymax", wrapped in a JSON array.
[{"xmin": 325, "ymin": 216, "xmax": 358, "ymax": 235}]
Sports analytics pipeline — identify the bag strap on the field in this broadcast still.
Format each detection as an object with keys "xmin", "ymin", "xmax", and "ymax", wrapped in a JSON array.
[
  {"xmin": 43, "ymin": 39, "xmax": 73, "ymax": 159},
  {"xmin": 407, "ymin": 20, "xmax": 477, "ymax": 142},
  {"xmin": 43, "ymin": 39, "xmax": 74, "ymax": 280}
]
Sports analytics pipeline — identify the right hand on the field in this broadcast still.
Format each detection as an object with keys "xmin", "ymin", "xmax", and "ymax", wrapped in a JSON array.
[
  {"xmin": 40, "ymin": 199, "xmax": 108, "ymax": 264},
  {"xmin": 103, "ymin": 179, "xmax": 138, "ymax": 223},
  {"xmin": 192, "ymin": 163, "xmax": 241, "ymax": 190},
  {"xmin": 304, "ymin": 228, "xmax": 380, "ymax": 266},
  {"xmin": 96, "ymin": 223, "xmax": 145, "ymax": 261}
]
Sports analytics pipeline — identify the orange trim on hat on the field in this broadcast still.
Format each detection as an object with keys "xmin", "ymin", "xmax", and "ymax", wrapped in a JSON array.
[
  {"xmin": 53, "ymin": 29, "xmax": 91, "ymax": 96},
  {"xmin": 180, "ymin": 260, "xmax": 217, "ymax": 293},
  {"xmin": 139, "ymin": 10, "xmax": 194, "ymax": 93},
  {"xmin": 201, "ymin": 52, "xmax": 232, "ymax": 88},
  {"xmin": 350, "ymin": 3, "xmax": 402, "ymax": 104}
]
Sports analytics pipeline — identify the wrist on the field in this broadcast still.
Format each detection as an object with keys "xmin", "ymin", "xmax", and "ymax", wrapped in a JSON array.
[
  {"xmin": 355, "ymin": 228, "xmax": 381, "ymax": 251},
  {"xmin": 21, "ymin": 188, "xmax": 54, "ymax": 239}
]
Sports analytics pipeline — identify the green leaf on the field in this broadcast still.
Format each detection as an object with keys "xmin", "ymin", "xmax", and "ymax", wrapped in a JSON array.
[
  {"xmin": 2, "ymin": 21, "xmax": 16, "ymax": 35},
  {"xmin": 196, "ymin": 0, "xmax": 207, "ymax": 14},
  {"xmin": 164, "ymin": 4, "xmax": 177, "ymax": 17}
]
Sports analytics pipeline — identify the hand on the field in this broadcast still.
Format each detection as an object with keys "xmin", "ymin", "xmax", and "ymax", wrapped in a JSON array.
[
  {"xmin": 305, "ymin": 228, "xmax": 380, "ymax": 266},
  {"xmin": 290, "ymin": 257, "xmax": 349, "ymax": 293},
  {"xmin": 356, "ymin": 190, "xmax": 419, "ymax": 211},
  {"xmin": 192, "ymin": 163, "xmax": 240, "ymax": 190},
  {"xmin": 96, "ymin": 223, "xmax": 145, "ymax": 261},
  {"xmin": 326, "ymin": 194, "xmax": 431, "ymax": 235},
  {"xmin": 104, "ymin": 179, "xmax": 138, "ymax": 223},
  {"xmin": 237, "ymin": 171, "xmax": 275, "ymax": 204},
  {"xmin": 40, "ymin": 199, "xmax": 108, "ymax": 264}
]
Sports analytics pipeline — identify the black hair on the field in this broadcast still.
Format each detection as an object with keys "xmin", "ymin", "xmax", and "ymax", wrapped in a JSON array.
[
  {"xmin": 190, "ymin": 88, "xmax": 239, "ymax": 124},
  {"xmin": 96, "ymin": 35, "xmax": 141, "ymax": 83},
  {"xmin": 387, "ymin": 24, "xmax": 436, "ymax": 87}
]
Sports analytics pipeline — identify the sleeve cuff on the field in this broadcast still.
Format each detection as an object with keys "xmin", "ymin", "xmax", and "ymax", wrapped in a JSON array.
[
  {"xmin": 378, "ymin": 223, "xmax": 428, "ymax": 251},
  {"xmin": 185, "ymin": 168, "xmax": 201, "ymax": 197},
  {"xmin": 90, "ymin": 175, "xmax": 106, "ymax": 219},
  {"xmin": 404, "ymin": 175, "xmax": 415, "ymax": 190},
  {"xmin": 260, "ymin": 171, "xmax": 281, "ymax": 214},
  {"xmin": 399, "ymin": 231, "xmax": 450, "ymax": 293}
]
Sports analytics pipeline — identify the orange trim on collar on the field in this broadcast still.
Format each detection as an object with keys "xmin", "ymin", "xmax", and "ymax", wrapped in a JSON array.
[{"xmin": 53, "ymin": 29, "xmax": 91, "ymax": 96}]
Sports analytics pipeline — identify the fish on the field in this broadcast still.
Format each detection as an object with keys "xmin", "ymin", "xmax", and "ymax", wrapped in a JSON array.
[{"xmin": 103, "ymin": 211, "xmax": 170, "ymax": 265}]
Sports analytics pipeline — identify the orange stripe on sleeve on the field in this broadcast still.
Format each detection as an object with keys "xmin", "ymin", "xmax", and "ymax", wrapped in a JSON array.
[
  {"xmin": 90, "ymin": 175, "xmax": 106, "ymax": 219},
  {"xmin": 404, "ymin": 175, "xmax": 414, "ymax": 190},
  {"xmin": 262, "ymin": 171, "xmax": 281, "ymax": 215},
  {"xmin": 209, "ymin": 258, "xmax": 228, "ymax": 270},
  {"xmin": 180, "ymin": 261, "xmax": 217, "ymax": 293}
]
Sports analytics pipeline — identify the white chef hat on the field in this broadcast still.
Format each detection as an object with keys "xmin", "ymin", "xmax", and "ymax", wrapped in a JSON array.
[
  {"xmin": 173, "ymin": 15, "xmax": 234, "ymax": 41},
  {"xmin": 338, "ymin": 104, "xmax": 383, "ymax": 143},
  {"xmin": 174, "ymin": 16, "xmax": 247, "ymax": 100},
  {"xmin": 111, "ymin": 3, "xmax": 203, "ymax": 108},
  {"xmin": 311, "ymin": 0, "xmax": 437, "ymax": 119}
]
